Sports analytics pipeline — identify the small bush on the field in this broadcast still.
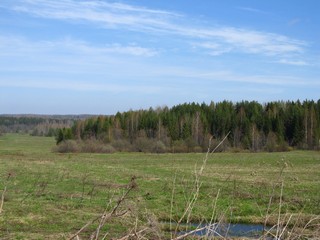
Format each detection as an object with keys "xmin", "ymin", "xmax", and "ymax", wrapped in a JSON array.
[
  {"xmin": 133, "ymin": 137, "xmax": 154, "ymax": 152},
  {"xmin": 53, "ymin": 140, "xmax": 80, "ymax": 153},
  {"xmin": 131, "ymin": 138, "xmax": 167, "ymax": 153},
  {"xmin": 193, "ymin": 146, "xmax": 203, "ymax": 153},
  {"xmin": 152, "ymin": 140, "xmax": 167, "ymax": 153},
  {"xmin": 81, "ymin": 140, "xmax": 115, "ymax": 153},
  {"xmin": 111, "ymin": 139, "xmax": 132, "ymax": 152},
  {"xmin": 54, "ymin": 139, "xmax": 116, "ymax": 153},
  {"xmin": 276, "ymin": 142, "xmax": 292, "ymax": 152},
  {"xmin": 100, "ymin": 144, "xmax": 116, "ymax": 153},
  {"xmin": 171, "ymin": 140, "xmax": 188, "ymax": 153}
]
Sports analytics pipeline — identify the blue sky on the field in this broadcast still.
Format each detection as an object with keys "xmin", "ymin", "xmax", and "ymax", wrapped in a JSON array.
[{"xmin": 0, "ymin": 0, "xmax": 319, "ymax": 114}]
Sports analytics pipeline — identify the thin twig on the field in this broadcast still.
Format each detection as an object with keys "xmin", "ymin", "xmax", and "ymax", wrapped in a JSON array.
[
  {"xmin": 91, "ymin": 179, "xmax": 136, "ymax": 239},
  {"xmin": 101, "ymin": 232, "xmax": 109, "ymax": 240},
  {"xmin": 116, "ymin": 227, "xmax": 149, "ymax": 240},
  {"xmin": 172, "ymin": 223, "xmax": 222, "ymax": 240},
  {"xmin": 205, "ymin": 188, "xmax": 220, "ymax": 239},
  {"xmin": 174, "ymin": 132, "xmax": 230, "ymax": 236},
  {"xmin": 0, "ymin": 186, "xmax": 7, "ymax": 214},
  {"xmin": 263, "ymin": 184, "xmax": 275, "ymax": 236},
  {"xmin": 275, "ymin": 181, "xmax": 284, "ymax": 239},
  {"xmin": 170, "ymin": 171, "xmax": 177, "ymax": 238},
  {"xmin": 210, "ymin": 132, "xmax": 231, "ymax": 154},
  {"xmin": 279, "ymin": 213, "xmax": 293, "ymax": 239},
  {"xmin": 69, "ymin": 177, "xmax": 136, "ymax": 240},
  {"xmin": 297, "ymin": 215, "xmax": 320, "ymax": 239},
  {"xmin": 70, "ymin": 216, "xmax": 100, "ymax": 240}
]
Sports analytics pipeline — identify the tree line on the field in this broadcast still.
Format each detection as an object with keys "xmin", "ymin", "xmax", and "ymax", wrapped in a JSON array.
[
  {"xmin": 56, "ymin": 100, "xmax": 320, "ymax": 152},
  {"xmin": 0, "ymin": 115, "xmax": 79, "ymax": 136}
]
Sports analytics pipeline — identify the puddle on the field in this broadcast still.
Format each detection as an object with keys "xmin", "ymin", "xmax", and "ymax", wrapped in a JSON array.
[{"xmin": 179, "ymin": 223, "xmax": 271, "ymax": 238}]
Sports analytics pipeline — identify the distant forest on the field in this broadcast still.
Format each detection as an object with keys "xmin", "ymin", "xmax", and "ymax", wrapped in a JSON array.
[
  {"xmin": 55, "ymin": 100, "xmax": 320, "ymax": 153},
  {"xmin": 0, "ymin": 115, "xmax": 88, "ymax": 136}
]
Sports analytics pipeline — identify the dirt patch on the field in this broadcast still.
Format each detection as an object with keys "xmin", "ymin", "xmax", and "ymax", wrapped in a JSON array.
[{"xmin": 145, "ymin": 177, "xmax": 160, "ymax": 181}]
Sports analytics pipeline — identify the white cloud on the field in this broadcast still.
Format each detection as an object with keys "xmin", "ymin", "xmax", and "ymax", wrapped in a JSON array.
[
  {"xmin": 10, "ymin": 0, "xmax": 177, "ymax": 32},
  {"xmin": 237, "ymin": 6, "xmax": 268, "ymax": 14},
  {"xmin": 60, "ymin": 40, "xmax": 158, "ymax": 57},
  {"xmin": 288, "ymin": 18, "xmax": 301, "ymax": 26},
  {"xmin": 102, "ymin": 44, "xmax": 158, "ymax": 57},
  {"xmin": 277, "ymin": 59, "xmax": 309, "ymax": 66},
  {"xmin": 0, "ymin": 36, "xmax": 315, "ymax": 90},
  {"xmin": 193, "ymin": 42, "xmax": 232, "ymax": 56},
  {"xmin": 0, "ymin": 36, "xmax": 157, "ymax": 57},
  {"xmin": 2, "ymin": 0, "xmax": 307, "ymax": 58},
  {"xmin": 0, "ymin": 79, "xmax": 162, "ymax": 93},
  {"xmin": 192, "ymin": 27, "xmax": 306, "ymax": 56},
  {"xmin": 190, "ymin": 71, "xmax": 311, "ymax": 86}
]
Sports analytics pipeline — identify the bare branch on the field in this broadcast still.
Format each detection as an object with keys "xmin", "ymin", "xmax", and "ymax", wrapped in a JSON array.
[
  {"xmin": 0, "ymin": 186, "xmax": 7, "ymax": 214},
  {"xmin": 171, "ymin": 223, "xmax": 222, "ymax": 240},
  {"xmin": 69, "ymin": 177, "xmax": 137, "ymax": 240},
  {"xmin": 116, "ymin": 227, "xmax": 149, "ymax": 240}
]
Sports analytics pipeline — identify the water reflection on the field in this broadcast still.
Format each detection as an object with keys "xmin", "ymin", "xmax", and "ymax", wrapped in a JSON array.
[{"xmin": 180, "ymin": 223, "xmax": 271, "ymax": 238}]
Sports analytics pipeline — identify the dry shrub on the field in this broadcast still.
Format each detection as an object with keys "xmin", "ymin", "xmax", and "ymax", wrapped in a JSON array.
[
  {"xmin": 210, "ymin": 138, "xmax": 231, "ymax": 152},
  {"xmin": 193, "ymin": 146, "xmax": 203, "ymax": 153},
  {"xmin": 171, "ymin": 140, "xmax": 188, "ymax": 153},
  {"xmin": 111, "ymin": 139, "xmax": 132, "ymax": 152},
  {"xmin": 81, "ymin": 140, "xmax": 115, "ymax": 153},
  {"xmin": 133, "ymin": 137, "xmax": 153, "ymax": 152},
  {"xmin": 132, "ymin": 138, "xmax": 167, "ymax": 153},
  {"xmin": 171, "ymin": 139, "xmax": 204, "ymax": 153},
  {"xmin": 265, "ymin": 132, "xmax": 292, "ymax": 152},
  {"xmin": 54, "ymin": 140, "xmax": 80, "ymax": 153},
  {"xmin": 153, "ymin": 140, "xmax": 167, "ymax": 153},
  {"xmin": 54, "ymin": 139, "xmax": 115, "ymax": 153}
]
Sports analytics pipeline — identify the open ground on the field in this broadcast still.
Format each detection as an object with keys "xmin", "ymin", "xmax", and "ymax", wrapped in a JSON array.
[{"xmin": 0, "ymin": 134, "xmax": 319, "ymax": 239}]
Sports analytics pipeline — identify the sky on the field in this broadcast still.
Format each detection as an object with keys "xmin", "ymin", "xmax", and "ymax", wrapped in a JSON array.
[{"xmin": 0, "ymin": 0, "xmax": 319, "ymax": 114}]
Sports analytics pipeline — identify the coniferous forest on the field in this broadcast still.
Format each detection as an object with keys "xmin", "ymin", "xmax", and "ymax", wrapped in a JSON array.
[{"xmin": 55, "ymin": 100, "xmax": 320, "ymax": 153}]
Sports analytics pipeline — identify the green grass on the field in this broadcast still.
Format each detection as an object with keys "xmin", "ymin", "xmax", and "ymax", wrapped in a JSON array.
[{"xmin": 0, "ymin": 134, "xmax": 319, "ymax": 239}]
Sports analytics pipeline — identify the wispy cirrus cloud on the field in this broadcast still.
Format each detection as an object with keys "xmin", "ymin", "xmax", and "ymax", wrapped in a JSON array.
[
  {"xmin": 100, "ymin": 44, "xmax": 158, "ymax": 57},
  {"xmin": 1, "ymin": 68, "xmax": 318, "ymax": 93},
  {"xmin": 190, "ymin": 27, "xmax": 305, "ymax": 57},
  {"xmin": 1, "ymin": 0, "xmax": 307, "ymax": 59},
  {"xmin": 0, "ymin": 79, "xmax": 162, "ymax": 94},
  {"xmin": 288, "ymin": 18, "xmax": 301, "ymax": 26},
  {"xmin": 277, "ymin": 59, "xmax": 309, "ymax": 66},
  {"xmin": 9, "ymin": 0, "xmax": 178, "ymax": 32},
  {"xmin": 192, "ymin": 42, "xmax": 232, "ymax": 56},
  {"xmin": 0, "ymin": 35, "xmax": 157, "ymax": 57},
  {"xmin": 237, "ymin": 6, "xmax": 268, "ymax": 14}
]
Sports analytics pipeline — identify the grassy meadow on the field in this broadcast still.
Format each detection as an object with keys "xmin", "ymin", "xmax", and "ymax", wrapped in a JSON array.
[{"xmin": 0, "ymin": 134, "xmax": 319, "ymax": 239}]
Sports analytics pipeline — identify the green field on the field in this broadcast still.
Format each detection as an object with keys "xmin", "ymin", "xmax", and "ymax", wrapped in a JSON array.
[{"xmin": 0, "ymin": 134, "xmax": 319, "ymax": 239}]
